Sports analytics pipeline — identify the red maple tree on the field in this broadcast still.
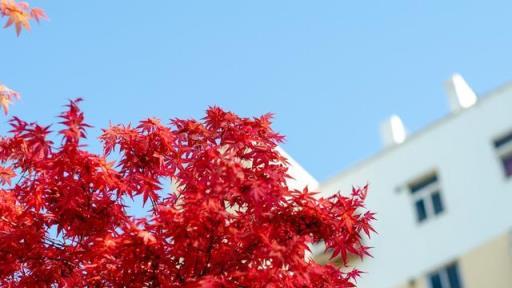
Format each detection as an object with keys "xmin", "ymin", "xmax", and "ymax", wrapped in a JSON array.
[
  {"xmin": 0, "ymin": 99, "xmax": 375, "ymax": 287},
  {"xmin": 1, "ymin": 2, "xmax": 375, "ymax": 286}
]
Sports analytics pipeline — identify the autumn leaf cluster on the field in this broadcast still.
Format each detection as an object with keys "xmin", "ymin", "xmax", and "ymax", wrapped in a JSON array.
[
  {"xmin": 0, "ymin": 83, "xmax": 20, "ymax": 115},
  {"xmin": 0, "ymin": 0, "xmax": 46, "ymax": 36},
  {"xmin": 1, "ymin": 0, "xmax": 47, "ymax": 117},
  {"xmin": 0, "ymin": 100, "xmax": 374, "ymax": 287}
]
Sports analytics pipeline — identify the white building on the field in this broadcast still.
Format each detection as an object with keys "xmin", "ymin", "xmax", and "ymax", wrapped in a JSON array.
[{"xmin": 295, "ymin": 75, "xmax": 512, "ymax": 288}]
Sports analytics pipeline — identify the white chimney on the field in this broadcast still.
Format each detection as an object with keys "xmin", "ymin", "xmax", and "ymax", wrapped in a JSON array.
[
  {"xmin": 444, "ymin": 73, "xmax": 478, "ymax": 112},
  {"xmin": 380, "ymin": 114, "xmax": 407, "ymax": 147}
]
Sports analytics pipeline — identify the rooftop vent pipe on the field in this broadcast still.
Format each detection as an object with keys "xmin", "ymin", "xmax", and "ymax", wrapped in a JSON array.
[
  {"xmin": 380, "ymin": 114, "xmax": 407, "ymax": 147},
  {"xmin": 444, "ymin": 73, "xmax": 478, "ymax": 112}
]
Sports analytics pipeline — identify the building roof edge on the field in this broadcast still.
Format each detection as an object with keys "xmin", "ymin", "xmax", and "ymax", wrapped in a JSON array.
[{"xmin": 321, "ymin": 80, "xmax": 512, "ymax": 187}]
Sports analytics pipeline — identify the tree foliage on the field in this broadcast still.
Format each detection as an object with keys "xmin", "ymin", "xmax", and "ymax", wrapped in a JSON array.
[
  {"xmin": 0, "ymin": 100, "xmax": 375, "ymax": 287},
  {"xmin": 1, "ymin": 2, "xmax": 375, "ymax": 286}
]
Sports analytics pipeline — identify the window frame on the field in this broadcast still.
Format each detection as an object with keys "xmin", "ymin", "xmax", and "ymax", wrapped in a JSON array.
[
  {"xmin": 427, "ymin": 261, "xmax": 463, "ymax": 288},
  {"xmin": 500, "ymin": 152, "xmax": 512, "ymax": 177},
  {"xmin": 408, "ymin": 172, "xmax": 445, "ymax": 224},
  {"xmin": 494, "ymin": 130, "xmax": 512, "ymax": 179}
]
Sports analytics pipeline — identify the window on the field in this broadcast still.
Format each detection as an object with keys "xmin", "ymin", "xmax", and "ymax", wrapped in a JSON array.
[
  {"xmin": 428, "ymin": 262, "xmax": 463, "ymax": 288},
  {"xmin": 409, "ymin": 173, "xmax": 444, "ymax": 223},
  {"xmin": 503, "ymin": 154, "xmax": 512, "ymax": 177},
  {"xmin": 494, "ymin": 131, "xmax": 512, "ymax": 178}
]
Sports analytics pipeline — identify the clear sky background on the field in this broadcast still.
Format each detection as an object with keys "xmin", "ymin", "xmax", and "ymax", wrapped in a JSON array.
[{"xmin": 2, "ymin": 0, "xmax": 512, "ymax": 181}]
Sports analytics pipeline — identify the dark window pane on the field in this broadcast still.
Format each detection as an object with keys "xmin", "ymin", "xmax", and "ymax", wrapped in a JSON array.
[
  {"xmin": 431, "ymin": 192, "xmax": 444, "ymax": 215},
  {"xmin": 503, "ymin": 154, "xmax": 512, "ymax": 178},
  {"xmin": 415, "ymin": 199, "xmax": 427, "ymax": 222},
  {"xmin": 494, "ymin": 131, "xmax": 512, "ymax": 148},
  {"xmin": 447, "ymin": 263, "xmax": 463, "ymax": 288},
  {"xmin": 429, "ymin": 272, "xmax": 443, "ymax": 288},
  {"xmin": 410, "ymin": 174, "xmax": 438, "ymax": 194}
]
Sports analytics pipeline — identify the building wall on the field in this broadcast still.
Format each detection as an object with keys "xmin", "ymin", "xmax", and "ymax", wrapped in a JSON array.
[
  {"xmin": 277, "ymin": 146, "xmax": 319, "ymax": 191},
  {"xmin": 319, "ymin": 83, "xmax": 512, "ymax": 287},
  {"xmin": 394, "ymin": 281, "xmax": 427, "ymax": 288},
  {"xmin": 393, "ymin": 232, "xmax": 512, "ymax": 288},
  {"xmin": 459, "ymin": 232, "xmax": 512, "ymax": 288}
]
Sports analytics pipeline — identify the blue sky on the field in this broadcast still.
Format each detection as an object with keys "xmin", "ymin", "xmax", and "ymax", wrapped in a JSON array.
[{"xmin": 2, "ymin": 0, "xmax": 512, "ymax": 181}]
